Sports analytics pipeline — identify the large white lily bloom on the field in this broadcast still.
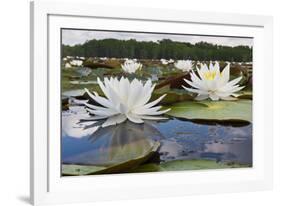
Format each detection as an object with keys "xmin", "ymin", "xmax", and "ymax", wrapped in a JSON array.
[
  {"xmin": 121, "ymin": 59, "xmax": 142, "ymax": 74},
  {"xmin": 183, "ymin": 61, "xmax": 244, "ymax": 101},
  {"xmin": 84, "ymin": 77, "xmax": 170, "ymax": 127},
  {"xmin": 174, "ymin": 60, "xmax": 193, "ymax": 72}
]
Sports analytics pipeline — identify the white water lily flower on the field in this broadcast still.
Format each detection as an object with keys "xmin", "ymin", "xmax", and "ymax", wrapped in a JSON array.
[
  {"xmin": 65, "ymin": 63, "xmax": 72, "ymax": 68},
  {"xmin": 168, "ymin": 59, "xmax": 174, "ymax": 63},
  {"xmin": 160, "ymin": 58, "xmax": 169, "ymax": 65},
  {"xmin": 174, "ymin": 60, "xmax": 193, "ymax": 72},
  {"xmin": 84, "ymin": 77, "xmax": 170, "ymax": 127},
  {"xmin": 100, "ymin": 57, "xmax": 108, "ymax": 61},
  {"xmin": 183, "ymin": 61, "xmax": 244, "ymax": 101},
  {"xmin": 70, "ymin": 59, "xmax": 83, "ymax": 67},
  {"xmin": 121, "ymin": 59, "xmax": 142, "ymax": 74}
]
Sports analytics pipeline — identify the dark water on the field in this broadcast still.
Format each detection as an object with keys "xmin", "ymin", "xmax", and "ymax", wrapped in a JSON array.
[{"xmin": 62, "ymin": 106, "xmax": 252, "ymax": 167}]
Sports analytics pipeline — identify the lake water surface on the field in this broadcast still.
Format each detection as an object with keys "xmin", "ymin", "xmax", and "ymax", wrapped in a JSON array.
[{"xmin": 62, "ymin": 105, "xmax": 252, "ymax": 168}]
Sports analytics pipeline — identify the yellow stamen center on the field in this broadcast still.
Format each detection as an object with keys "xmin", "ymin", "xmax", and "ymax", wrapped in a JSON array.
[{"xmin": 203, "ymin": 71, "xmax": 221, "ymax": 80}]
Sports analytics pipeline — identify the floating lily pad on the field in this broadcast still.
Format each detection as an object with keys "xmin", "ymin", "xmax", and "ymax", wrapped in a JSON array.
[
  {"xmin": 164, "ymin": 100, "xmax": 252, "ymax": 122},
  {"xmin": 160, "ymin": 159, "xmax": 248, "ymax": 171},
  {"xmin": 129, "ymin": 159, "xmax": 250, "ymax": 173},
  {"xmin": 238, "ymin": 90, "xmax": 252, "ymax": 100},
  {"xmin": 62, "ymin": 164, "xmax": 106, "ymax": 176},
  {"xmin": 62, "ymin": 122, "xmax": 163, "ymax": 176},
  {"xmin": 62, "ymin": 89, "xmax": 85, "ymax": 97},
  {"xmin": 62, "ymin": 141, "xmax": 160, "ymax": 176},
  {"xmin": 152, "ymin": 91, "xmax": 193, "ymax": 105}
]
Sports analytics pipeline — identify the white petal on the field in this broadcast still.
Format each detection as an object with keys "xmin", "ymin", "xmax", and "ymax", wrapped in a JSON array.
[
  {"xmin": 184, "ymin": 78, "xmax": 201, "ymax": 89},
  {"xmin": 102, "ymin": 114, "xmax": 127, "ymax": 127},
  {"xmin": 127, "ymin": 79, "xmax": 143, "ymax": 107},
  {"xmin": 232, "ymin": 93, "xmax": 240, "ymax": 97},
  {"xmin": 118, "ymin": 102, "xmax": 128, "ymax": 114},
  {"xmin": 220, "ymin": 64, "xmax": 230, "ymax": 85},
  {"xmin": 182, "ymin": 85, "xmax": 209, "ymax": 95},
  {"xmin": 225, "ymin": 76, "xmax": 242, "ymax": 87},
  {"xmin": 148, "ymin": 108, "xmax": 171, "ymax": 115},
  {"xmin": 84, "ymin": 88, "xmax": 114, "ymax": 108},
  {"xmin": 141, "ymin": 94, "xmax": 167, "ymax": 110},
  {"xmin": 126, "ymin": 113, "xmax": 144, "ymax": 124},
  {"xmin": 106, "ymin": 84, "xmax": 122, "ymax": 106},
  {"xmin": 119, "ymin": 77, "xmax": 129, "ymax": 102},
  {"xmin": 209, "ymin": 93, "xmax": 219, "ymax": 101},
  {"xmin": 84, "ymin": 102, "xmax": 111, "ymax": 111},
  {"xmin": 134, "ymin": 84, "xmax": 155, "ymax": 107},
  {"xmin": 195, "ymin": 94, "xmax": 209, "ymax": 100},
  {"xmin": 214, "ymin": 61, "xmax": 220, "ymax": 73},
  {"xmin": 97, "ymin": 78, "xmax": 110, "ymax": 98},
  {"xmin": 190, "ymin": 72, "xmax": 207, "ymax": 90},
  {"xmin": 86, "ymin": 108, "xmax": 118, "ymax": 116}
]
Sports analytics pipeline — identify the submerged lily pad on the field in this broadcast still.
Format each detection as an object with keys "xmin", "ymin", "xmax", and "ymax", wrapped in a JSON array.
[
  {"xmin": 62, "ymin": 121, "xmax": 163, "ymax": 176},
  {"xmin": 62, "ymin": 141, "xmax": 160, "ymax": 176},
  {"xmin": 165, "ymin": 100, "xmax": 252, "ymax": 122},
  {"xmin": 129, "ymin": 159, "xmax": 250, "ymax": 173}
]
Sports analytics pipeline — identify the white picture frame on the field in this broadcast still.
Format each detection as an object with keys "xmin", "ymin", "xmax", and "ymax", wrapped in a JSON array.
[{"xmin": 30, "ymin": 0, "xmax": 273, "ymax": 205}]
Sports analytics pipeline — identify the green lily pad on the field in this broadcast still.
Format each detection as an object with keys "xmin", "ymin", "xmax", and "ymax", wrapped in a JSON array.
[
  {"xmin": 63, "ymin": 159, "xmax": 250, "ymax": 175},
  {"xmin": 160, "ymin": 159, "xmax": 248, "ymax": 171},
  {"xmin": 164, "ymin": 100, "xmax": 252, "ymax": 122},
  {"xmin": 62, "ymin": 141, "xmax": 160, "ymax": 176},
  {"xmin": 129, "ymin": 159, "xmax": 250, "ymax": 173},
  {"xmin": 238, "ymin": 90, "xmax": 252, "ymax": 100},
  {"xmin": 62, "ymin": 122, "xmax": 163, "ymax": 176},
  {"xmin": 152, "ymin": 91, "xmax": 193, "ymax": 105},
  {"xmin": 62, "ymin": 164, "xmax": 106, "ymax": 176}
]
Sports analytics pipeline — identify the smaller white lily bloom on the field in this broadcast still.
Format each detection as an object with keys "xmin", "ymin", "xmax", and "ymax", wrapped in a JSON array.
[
  {"xmin": 121, "ymin": 59, "xmax": 142, "ymax": 74},
  {"xmin": 100, "ymin": 57, "xmax": 108, "ymax": 61},
  {"xmin": 174, "ymin": 60, "xmax": 193, "ymax": 72},
  {"xmin": 160, "ymin": 59, "xmax": 169, "ymax": 65},
  {"xmin": 84, "ymin": 77, "xmax": 170, "ymax": 127},
  {"xmin": 168, "ymin": 59, "xmax": 174, "ymax": 63},
  {"xmin": 70, "ymin": 59, "xmax": 83, "ymax": 67},
  {"xmin": 63, "ymin": 57, "xmax": 67, "ymax": 61},
  {"xmin": 183, "ymin": 61, "xmax": 245, "ymax": 101},
  {"xmin": 65, "ymin": 63, "xmax": 72, "ymax": 68}
]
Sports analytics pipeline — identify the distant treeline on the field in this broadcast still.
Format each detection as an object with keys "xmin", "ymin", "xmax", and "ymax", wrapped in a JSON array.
[{"xmin": 62, "ymin": 39, "xmax": 252, "ymax": 62}]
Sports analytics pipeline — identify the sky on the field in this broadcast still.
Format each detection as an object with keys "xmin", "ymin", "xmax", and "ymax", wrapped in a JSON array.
[{"xmin": 62, "ymin": 29, "xmax": 253, "ymax": 47}]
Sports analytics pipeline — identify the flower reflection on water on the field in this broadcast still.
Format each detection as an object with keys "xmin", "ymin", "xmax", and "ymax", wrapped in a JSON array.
[{"xmin": 62, "ymin": 105, "xmax": 252, "ymax": 168}]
